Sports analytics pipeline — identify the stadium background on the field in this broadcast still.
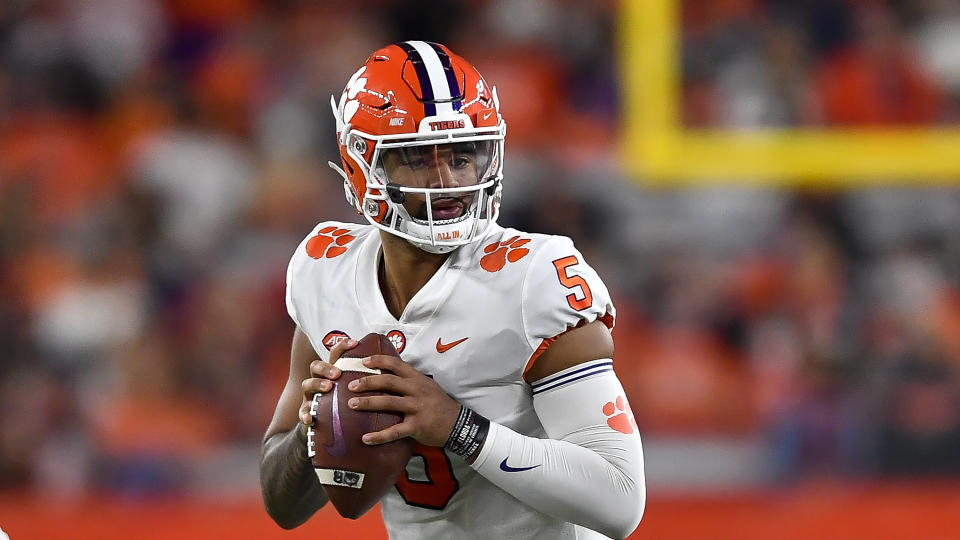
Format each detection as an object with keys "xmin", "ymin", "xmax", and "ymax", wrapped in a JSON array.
[{"xmin": 1, "ymin": 0, "xmax": 959, "ymax": 538}]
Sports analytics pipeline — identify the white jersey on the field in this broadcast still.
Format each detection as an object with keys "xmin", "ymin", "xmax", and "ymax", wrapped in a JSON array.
[{"xmin": 286, "ymin": 221, "xmax": 616, "ymax": 540}]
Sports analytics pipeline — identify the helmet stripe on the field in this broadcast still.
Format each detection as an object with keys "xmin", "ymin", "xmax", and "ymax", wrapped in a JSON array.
[
  {"xmin": 406, "ymin": 41, "xmax": 455, "ymax": 116},
  {"xmin": 427, "ymin": 42, "xmax": 462, "ymax": 111},
  {"xmin": 402, "ymin": 40, "xmax": 461, "ymax": 117},
  {"xmin": 396, "ymin": 41, "xmax": 437, "ymax": 117}
]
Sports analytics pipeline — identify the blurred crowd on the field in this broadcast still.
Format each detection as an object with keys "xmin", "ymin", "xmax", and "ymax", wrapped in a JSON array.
[
  {"xmin": 1, "ymin": 0, "xmax": 959, "ymax": 499},
  {"xmin": 682, "ymin": 0, "xmax": 960, "ymax": 126}
]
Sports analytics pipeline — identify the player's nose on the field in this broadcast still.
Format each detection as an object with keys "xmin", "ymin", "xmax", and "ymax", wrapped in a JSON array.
[{"xmin": 424, "ymin": 161, "xmax": 461, "ymax": 189}]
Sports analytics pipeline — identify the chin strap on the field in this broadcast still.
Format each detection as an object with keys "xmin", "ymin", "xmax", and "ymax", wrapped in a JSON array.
[
  {"xmin": 328, "ymin": 161, "xmax": 360, "ymax": 211},
  {"xmin": 327, "ymin": 161, "xmax": 347, "ymax": 181}
]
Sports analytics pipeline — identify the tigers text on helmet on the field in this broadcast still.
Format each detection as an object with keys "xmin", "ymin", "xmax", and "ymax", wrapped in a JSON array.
[{"xmin": 328, "ymin": 41, "xmax": 506, "ymax": 254}]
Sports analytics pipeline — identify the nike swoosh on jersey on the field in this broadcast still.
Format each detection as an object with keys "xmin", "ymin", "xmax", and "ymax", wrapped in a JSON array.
[
  {"xmin": 436, "ymin": 336, "xmax": 468, "ymax": 353},
  {"xmin": 323, "ymin": 383, "xmax": 347, "ymax": 457},
  {"xmin": 499, "ymin": 457, "xmax": 540, "ymax": 473}
]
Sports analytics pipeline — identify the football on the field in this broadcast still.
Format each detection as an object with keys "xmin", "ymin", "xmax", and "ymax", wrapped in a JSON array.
[{"xmin": 308, "ymin": 333, "xmax": 414, "ymax": 519}]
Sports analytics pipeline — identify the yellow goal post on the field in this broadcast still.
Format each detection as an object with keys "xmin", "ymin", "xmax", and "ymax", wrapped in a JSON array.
[{"xmin": 619, "ymin": 0, "xmax": 960, "ymax": 186}]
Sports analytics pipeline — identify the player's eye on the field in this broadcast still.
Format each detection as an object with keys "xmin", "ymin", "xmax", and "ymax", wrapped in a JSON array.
[
  {"xmin": 452, "ymin": 155, "xmax": 471, "ymax": 168},
  {"xmin": 398, "ymin": 149, "xmax": 427, "ymax": 168}
]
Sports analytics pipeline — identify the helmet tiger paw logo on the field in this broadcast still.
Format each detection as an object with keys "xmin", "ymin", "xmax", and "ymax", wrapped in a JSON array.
[
  {"xmin": 480, "ymin": 236, "xmax": 531, "ymax": 272},
  {"xmin": 307, "ymin": 226, "xmax": 356, "ymax": 259},
  {"xmin": 602, "ymin": 396, "xmax": 637, "ymax": 435}
]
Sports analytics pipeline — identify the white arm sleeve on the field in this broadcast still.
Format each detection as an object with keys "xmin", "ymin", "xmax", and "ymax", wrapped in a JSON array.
[{"xmin": 469, "ymin": 360, "xmax": 645, "ymax": 539}]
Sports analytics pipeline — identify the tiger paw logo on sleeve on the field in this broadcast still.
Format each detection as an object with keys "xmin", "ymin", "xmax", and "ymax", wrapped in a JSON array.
[
  {"xmin": 306, "ymin": 226, "xmax": 357, "ymax": 259},
  {"xmin": 602, "ymin": 395, "xmax": 637, "ymax": 435},
  {"xmin": 480, "ymin": 236, "xmax": 531, "ymax": 272}
]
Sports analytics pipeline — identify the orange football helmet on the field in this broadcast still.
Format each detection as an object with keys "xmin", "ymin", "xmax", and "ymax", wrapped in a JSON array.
[{"xmin": 328, "ymin": 41, "xmax": 506, "ymax": 253}]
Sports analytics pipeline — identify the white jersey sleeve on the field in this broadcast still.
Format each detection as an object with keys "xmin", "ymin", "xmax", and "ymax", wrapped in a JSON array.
[
  {"xmin": 466, "ymin": 237, "xmax": 643, "ymax": 539},
  {"xmin": 521, "ymin": 236, "xmax": 615, "ymax": 368},
  {"xmin": 285, "ymin": 228, "xmax": 313, "ymax": 330},
  {"xmin": 284, "ymin": 220, "xmax": 369, "ymax": 356}
]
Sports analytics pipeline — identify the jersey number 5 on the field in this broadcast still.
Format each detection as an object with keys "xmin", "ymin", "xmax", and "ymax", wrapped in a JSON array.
[
  {"xmin": 553, "ymin": 256, "xmax": 593, "ymax": 311},
  {"xmin": 395, "ymin": 443, "xmax": 459, "ymax": 509}
]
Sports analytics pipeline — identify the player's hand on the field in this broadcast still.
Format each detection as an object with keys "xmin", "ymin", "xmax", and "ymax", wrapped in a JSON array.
[
  {"xmin": 346, "ymin": 355, "xmax": 461, "ymax": 447},
  {"xmin": 298, "ymin": 338, "xmax": 358, "ymax": 428}
]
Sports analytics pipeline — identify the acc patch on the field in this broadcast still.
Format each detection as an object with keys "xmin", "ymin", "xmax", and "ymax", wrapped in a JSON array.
[{"xmin": 322, "ymin": 330, "xmax": 351, "ymax": 351}]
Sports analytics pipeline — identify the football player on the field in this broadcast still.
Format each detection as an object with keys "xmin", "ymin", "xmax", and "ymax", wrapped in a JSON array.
[{"xmin": 260, "ymin": 41, "xmax": 645, "ymax": 540}]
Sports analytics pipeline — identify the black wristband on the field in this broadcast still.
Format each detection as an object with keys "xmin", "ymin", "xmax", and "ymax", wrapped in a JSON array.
[
  {"xmin": 444, "ymin": 406, "xmax": 469, "ymax": 448},
  {"xmin": 444, "ymin": 406, "xmax": 490, "ymax": 462}
]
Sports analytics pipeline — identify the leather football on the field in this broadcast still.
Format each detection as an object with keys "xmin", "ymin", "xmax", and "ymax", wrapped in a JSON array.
[{"xmin": 308, "ymin": 333, "xmax": 413, "ymax": 519}]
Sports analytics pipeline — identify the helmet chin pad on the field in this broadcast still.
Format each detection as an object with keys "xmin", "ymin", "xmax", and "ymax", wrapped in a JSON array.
[{"xmin": 400, "ymin": 214, "xmax": 488, "ymax": 254}]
